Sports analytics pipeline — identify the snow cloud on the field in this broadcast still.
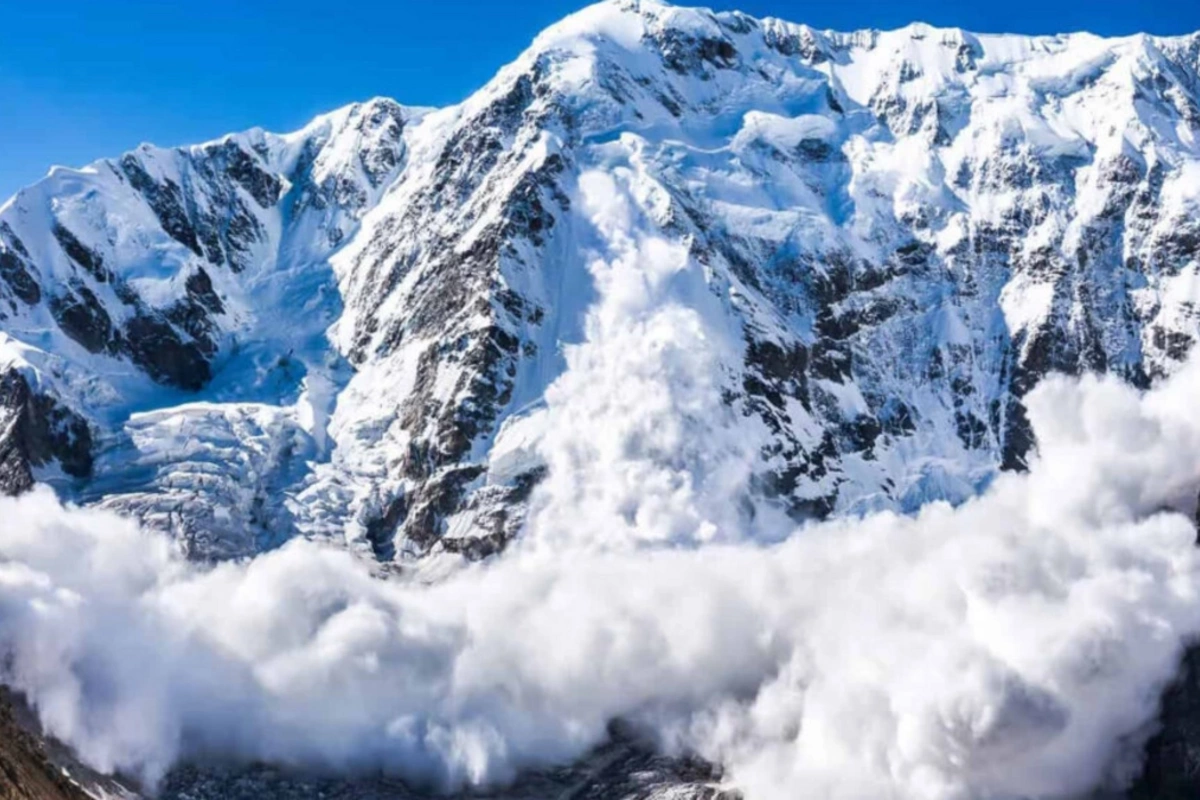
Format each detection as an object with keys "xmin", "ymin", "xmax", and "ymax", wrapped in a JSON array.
[{"xmin": 1, "ymin": 166, "xmax": 1200, "ymax": 799}]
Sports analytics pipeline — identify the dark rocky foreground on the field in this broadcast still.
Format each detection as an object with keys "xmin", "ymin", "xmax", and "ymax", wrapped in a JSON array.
[
  {"xmin": 0, "ymin": 690, "xmax": 90, "ymax": 800},
  {"xmin": 158, "ymin": 731, "xmax": 731, "ymax": 800},
  {"xmin": 0, "ymin": 698, "xmax": 732, "ymax": 800},
  {"xmin": 7, "ymin": 679, "xmax": 1200, "ymax": 800},
  {"xmin": 1127, "ymin": 648, "xmax": 1200, "ymax": 800}
]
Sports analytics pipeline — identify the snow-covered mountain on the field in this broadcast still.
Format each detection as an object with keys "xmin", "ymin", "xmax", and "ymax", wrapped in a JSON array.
[
  {"xmin": 6, "ymin": 2, "xmax": 1200, "ymax": 798},
  {"xmin": 2, "ymin": 0, "xmax": 1199, "ymax": 569}
]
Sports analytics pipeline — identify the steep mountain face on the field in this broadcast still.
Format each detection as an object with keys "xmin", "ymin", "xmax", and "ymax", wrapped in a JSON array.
[
  {"xmin": 0, "ymin": 99, "xmax": 428, "ymax": 558},
  {"xmin": 2, "ymin": 0, "xmax": 1199, "ymax": 569}
]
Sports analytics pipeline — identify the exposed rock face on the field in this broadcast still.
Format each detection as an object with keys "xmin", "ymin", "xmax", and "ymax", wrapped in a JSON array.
[
  {"xmin": 1129, "ymin": 648, "xmax": 1200, "ymax": 800},
  {"xmin": 0, "ymin": 691, "xmax": 91, "ymax": 800},
  {"xmin": 0, "ymin": 371, "xmax": 92, "ymax": 496}
]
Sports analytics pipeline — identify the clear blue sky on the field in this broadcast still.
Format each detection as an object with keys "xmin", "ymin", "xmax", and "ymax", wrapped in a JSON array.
[{"xmin": 3, "ymin": 0, "xmax": 1199, "ymax": 200}]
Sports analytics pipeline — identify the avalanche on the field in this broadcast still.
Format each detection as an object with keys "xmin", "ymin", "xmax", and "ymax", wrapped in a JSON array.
[{"xmin": 2, "ymin": 348, "xmax": 1200, "ymax": 800}]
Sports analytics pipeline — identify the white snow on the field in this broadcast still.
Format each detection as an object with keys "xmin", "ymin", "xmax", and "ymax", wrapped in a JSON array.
[{"xmin": 3, "ymin": 357, "xmax": 1200, "ymax": 798}]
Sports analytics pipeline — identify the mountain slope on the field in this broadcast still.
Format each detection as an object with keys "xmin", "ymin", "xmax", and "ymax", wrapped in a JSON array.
[
  {"xmin": 0, "ymin": 0, "xmax": 1198, "ymax": 566},
  {"xmin": 3, "ymin": 2, "xmax": 1200, "ymax": 797},
  {"xmin": 0, "ymin": 98, "xmax": 430, "ymax": 558},
  {"xmin": 0, "ymin": 691, "xmax": 92, "ymax": 800}
]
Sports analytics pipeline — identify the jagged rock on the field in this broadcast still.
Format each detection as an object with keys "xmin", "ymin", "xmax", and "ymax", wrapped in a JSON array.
[
  {"xmin": 0, "ymin": 0, "xmax": 1194, "ymax": 558},
  {"xmin": 0, "ymin": 371, "xmax": 92, "ymax": 495}
]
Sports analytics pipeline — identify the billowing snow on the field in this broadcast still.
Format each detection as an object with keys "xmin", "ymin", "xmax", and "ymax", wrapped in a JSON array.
[{"xmin": 3, "ymin": 350, "xmax": 1200, "ymax": 799}]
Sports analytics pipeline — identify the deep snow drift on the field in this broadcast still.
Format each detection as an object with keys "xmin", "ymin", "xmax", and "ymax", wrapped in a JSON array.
[{"xmin": 4, "ymin": 255, "xmax": 1200, "ymax": 799}]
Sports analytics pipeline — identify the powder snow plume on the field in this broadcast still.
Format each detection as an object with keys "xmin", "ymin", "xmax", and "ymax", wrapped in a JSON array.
[{"xmin": 2, "ymin": 167, "xmax": 1200, "ymax": 800}]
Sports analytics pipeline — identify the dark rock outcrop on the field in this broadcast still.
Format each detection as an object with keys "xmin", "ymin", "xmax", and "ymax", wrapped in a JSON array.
[
  {"xmin": 159, "ymin": 724, "xmax": 734, "ymax": 800},
  {"xmin": 0, "ymin": 371, "xmax": 92, "ymax": 495},
  {"xmin": 0, "ymin": 691, "xmax": 91, "ymax": 800}
]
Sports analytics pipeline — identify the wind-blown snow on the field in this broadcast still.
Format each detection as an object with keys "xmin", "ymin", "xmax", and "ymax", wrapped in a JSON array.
[{"xmin": 4, "ymin": 234, "xmax": 1200, "ymax": 798}]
